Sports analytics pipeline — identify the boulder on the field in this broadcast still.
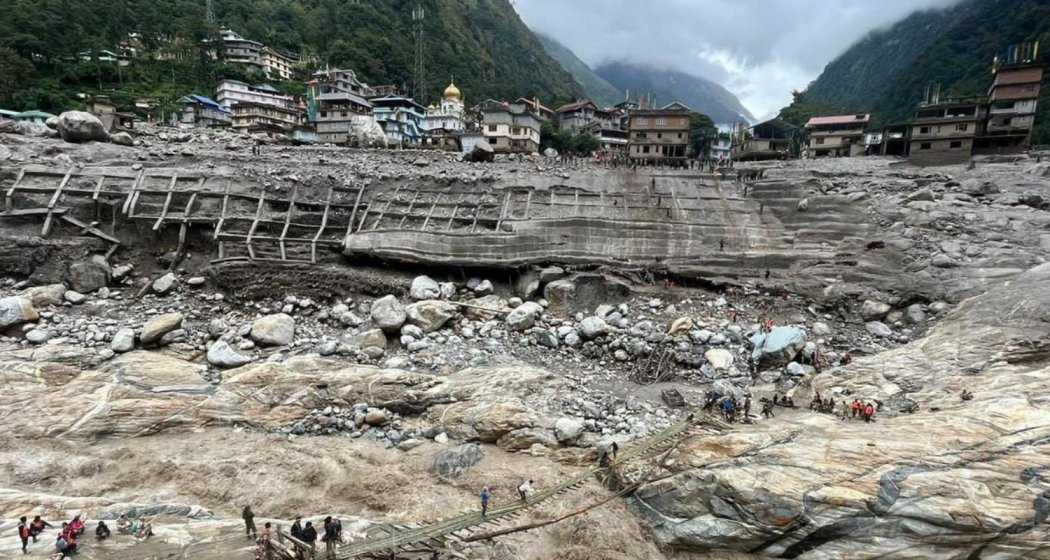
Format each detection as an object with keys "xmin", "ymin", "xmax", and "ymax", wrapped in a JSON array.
[
  {"xmin": 553, "ymin": 417, "xmax": 585, "ymax": 444},
  {"xmin": 110, "ymin": 132, "xmax": 134, "ymax": 146},
  {"xmin": 465, "ymin": 140, "xmax": 494, "ymax": 163},
  {"xmin": 66, "ymin": 256, "xmax": 110, "ymax": 293},
  {"xmin": 506, "ymin": 301, "xmax": 543, "ymax": 331},
  {"xmin": 543, "ymin": 278, "xmax": 576, "ymax": 311},
  {"xmin": 905, "ymin": 304, "xmax": 927, "ymax": 325},
  {"xmin": 250, "ymin": 313, "xmax": 296, "ymax": 346},
  {"xmin": 473, "ymin": 279, "xmax": 494, "ymax": 295},
  {"xmin": 860, "ymin": 300, "xmax": 891, "ymax": 321},
  {"xmin": 56, "ymin": 111, "xmax": 109, "ymax": 143},
  {"xmin": 25, "ymin": 329, "xmax": 51, "ymax": 344},
  {"xmin": 405, "ymin": 300, "xmax": 457, "ymax": 333},
  {"xmin": 668, "ymin": 316, "xmax": 694, "ymax": 335},
  {"xmin": 110, "ymin": 328, "xmax": 136, "ymax": 353},
  {"xmin": 432, "ymin": 443, "xmax": 484, "ymax": 478},
  {"xmin": 207, "ymin": 340, "xmax": 253, "ymax": 368},
  {"xmin": 140, "ymin": 313, "xmax": 184, "ymax": 345},
  {"xmin": 866, "ymin": 321, "xmax": 893, "ymax": 338},
  {"xmin": 0, "ymin": 296, "xmax": 38, "ymax": 329},
  {"xmin": 63, "ymin": 290, "xmax": 86, "ymax": 304},
  {"xmin": 345, "ymin": 328, "xmax": 387, "ymax": 351},
  {"xmin": 409, "ymin": 276, "xmax": 441, "ymax": 301},
  {"xmin": 578, "ymin": 316, "xmax": 608, "ymax": 340},
  {"xmin": 370, "ymin": 295, "xmax": 407, "ymax": 332},
  {"xmin": 704, "ymin": 348, "xmax": 734, "ymax": 371},
  {"xmin": 514, "ymin": 270, "xmax": 540, "ymax": 299},
  {"xmin": 152, "ymin": 272, "xmax": 177, "ymax": 295},
  {"xmin": 364, "ymin": 408, "xmax": 390, "ymax": 426},
  {"xmin": 20, "ymin": 284, "xmax": 67, "ymax": 307},
  {"xmin": 750, "ymin": 326, "xmax": 807, "ymax": 366},
  {"xmin": 497, "ymin": 427, "xmax": 557, "ymax": 451}
]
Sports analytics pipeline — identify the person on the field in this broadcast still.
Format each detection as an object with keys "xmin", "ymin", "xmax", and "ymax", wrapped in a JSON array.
[
  {"xmin": 96, "ymin": 520, "xmax": 111, "ymax": 540},
  {"xmin": 137, "ymin": 518, "xmax": 153, "ymax": 540},
  {"xmin": 851, "ymin": 399, "xmax": 861, "ymax": 419},
  {"xmin": 864, "ymin": 402, "xmax": 875, "ymax": 423},
  {"xmin": 480, "ymin": 486, "xmax": 491, "ymax": 517},
  {"xmin": 68, "ymin": 515, "xmax": 85, "ymax": 537},
  {"xmin": 301, "ymin": 521, "xmax": 318, "ymax": 558},
  {"xmin": 719, "ymin": 238, "xmax": 725, "ymax": 252},
  {"xmin": 243, "ymin": 505, "xmax": 257, "ymax": 538},
  {"xmin": 761, "ymin": 399, "xmax": 775, "ymax": 418},
  {"xmin": 721, "ymin": 397, "xmax": 736, "ymax": 423},
  {"xmin": 743, "ymin": 395, "xmax": 752, "ymax": 420},
  {"xmin": 19, "ymin": 516, "xmax": 30, "ymax": 554},
  {"xmin": 322, "ymin": 516, "xmax": 339, "ymax": 558},
  {"xmin": 117, "ymin": 514, "xmax": 131, "ymax": 534},
  {"xmin": 55, "ymin": 533, "xmax": 70, "ymax": 558},
  {"xmin": 290, "ymin": 516, "xmax": 303, "ymax": 541},
  {"xmin": 517, "ymin": 480, "xmax": 534, "ymax": 502},
  {"xmin": 256, "ymin": 522, "xmax": 273, "ymax": 560},
  {"xmin": 610, "ymin": 441, "xmax": 619, "ymax": 461},
  {"xmin": 30, "ymin": 515, "xmax": 53, "ymax": 542}
]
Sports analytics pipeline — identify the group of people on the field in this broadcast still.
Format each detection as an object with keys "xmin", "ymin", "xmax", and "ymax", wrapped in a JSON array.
[
  {"xmin": 16, "ymin": 513, "xmax": 127, "ymax": 558},
  {"xmin": 247, "ymin": 506, "xmax": 343, "ymax": 560},
  {"xmin": 478, "ymin": 479, "xmax": 540, "ymax": 517}
]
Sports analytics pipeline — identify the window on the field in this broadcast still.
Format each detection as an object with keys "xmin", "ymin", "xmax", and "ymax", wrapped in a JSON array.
[
  {"xmin": 920, "ymin": 142, "xmax": 931, "ymax": 150},
  {"xmin": 341, "ymin": 112, "xmax": 347, "ymax": 117},
  {"xmin": 677, "ymin": 133, "xmax": 683, "ymax": 139},
  {"xmin": 636, "ymin": 132, "xmax": 647, "ymax": 139},
  {"xmin": 956, "ymin": 123, "xmax": 967, "ymax": 132},
  {"xmin": 656, "ymin": 118, "xmax": 667, "ymax": 125},
  {"xmin": 949, "ymin": 141, "xmax": 962, "ymax": 149},
  {"xmin": 919, "ymin": 126, "xmax": 930, "ymax": 134},
  {"xmin": 1003, "ymin": 118, "xmax": 1012, "ymax": 126},
  {"xmin": 657, "ymin": 133, "xmax": 662, "ymax": 139},
  {"xmin": 320, "ymin": 111, "xmax": 327, "ymax": 118},
  {"xmin": 815, "ymin": 137, "xmax": 825, "ymax": 145},
  {"xmin": 636, "ymin": 118, "xmax": 649, "ymax": 126},
  {"xmin": 488, "ymin": 124, "xmax": 498, "ymax": 132},
  {"xmin": 643, "ymin": 146, "xmax": 650, "ymax": 154}
]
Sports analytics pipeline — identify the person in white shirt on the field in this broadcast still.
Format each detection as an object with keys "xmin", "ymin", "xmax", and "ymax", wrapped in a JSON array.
[{"xmin": 517, "ymin": 480, "xmax": 534, "ymax": 502}]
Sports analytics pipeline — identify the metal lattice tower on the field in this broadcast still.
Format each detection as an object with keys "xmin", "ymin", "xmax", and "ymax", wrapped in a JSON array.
[
  {"xmin": 206, "ymin": 0, "xmax": 216, "ymax": 24},
  {"xmin": 412, "ymin": 5, "xmax": 426, "ymax": 103}
]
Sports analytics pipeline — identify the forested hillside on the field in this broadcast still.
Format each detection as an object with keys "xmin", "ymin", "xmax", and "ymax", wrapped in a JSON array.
[
  {"xmin": 779, "ymin": 0, "xmax": 1050, "ymax": 143},
  {"xmin": 595, "ymin": 61, "xmax": 754, "ymax": 125},
  {"xmin": 535, "ymin": 33, "xmax": 622, "ymax": 107},
  {"xmin": 0, "ymin": 0, "xmax": 583, "ymax": 114}
]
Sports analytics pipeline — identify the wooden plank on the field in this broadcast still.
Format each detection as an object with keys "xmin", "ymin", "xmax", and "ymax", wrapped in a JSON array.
[
  {"xmin": 41, "ymin": 167, "xmax": 74, "ymax": 236},
  {"xmin": 420, "ymin": 191, "xmax": 444, "ymax": 231},
  {"xmin": 446, "ymin": 193, "xmax": 463, "ymax": 230},
  {"xmin": 470, "ymin": 200, "xmax": 481, "ymax": 233},
  {"xmin": 214, "ymin": 179, "xmax": 232, "ymax": 237},
  {"xmin": 279, "ymin": 183, "xmax": 300, "ymax": 261},
  {"xmin": 4, "ymin": 167, "xmax": 26, "ymax": 210},
  {"xmin": 176, "ymin": 192, "xmax": 198, "ymax": 258},
  {"xmin": 60, "ymin": 215, "xmax": 121, "ymax": 244},
  {"xmin": 495, "ymin": 190, "xmax": 511, "ymax": 232},
  {"xmin": 371, "ymin": 185, "xmax": 402, "ymax": 231},
  {"xmin": 524, "ymin": 190, "xmax": 533, "ymax": 219},
  {"xmin": 311, "ymin": 185, "xmax": 335, "ymax": 263},
  {"xmin": 346, "ymin": 186, "xmax": 366, "ymax": 236},
  {"xmin": 573, "ymin": 189, "xmax": 580, "ymax": 217},
  {"xmin": 246, "ymin": 191, "xmax": 266, "ymax": 260},
  {"xmin": 91, "ymin": 176, "xmax": 105, "ymax": 201},
  {"xmin": 152, "ymin": 175, "xmax": 181, "ymax": 231},
  {"xmin": 1, "ymin": 207, "xmax": 69, "ymax": 217},
  {"xmin": 398, "ymin": 189, "xmax": 422, "ymax": 228},
  {"xmin": 121, "ymin": 169, "xmax": 146, "ymax": 215}
]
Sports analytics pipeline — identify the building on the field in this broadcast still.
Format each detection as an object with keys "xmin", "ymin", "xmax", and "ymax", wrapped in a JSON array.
[
  {"xmin": 261, "ymin": 47, "xmax": 299, "ymax": 81},
  {"xmin": 976, "ymin": 42, "xmax": 1044, "ymax": 154},
  {"xmin": 908, "ymin": 97, "xmax": 986, "ymax": 166},
  {"xmin": 879, "ymin": 124, "xmax": 911, "ymax": 156},
  {"xmin": 627, "ymin": 104, "xmax": 691, "ymax": 163},
  {"xmin": 711, "ymin": 133, "xmax": 732, "ymax": 161},
  {"xmin": 179, "ymin": 95, "xmax": 232, "ymax": 128},
  {"xmin": 425, "ymin": 81, "xmax": 469, "ymax": 150},
  {"xmin": 231, "ymin": 101, "xmax": 302, "ymax": 133},
  {"xmin": 732, "ymin": 118, "xmax": 799, "ymax": 161},
  {"xmin": 515, "ymin": 97, "xmax": 554, "ymax": 122},
  {"xmin": 555, "ymin": 100, "xmax": 599, "ymax": 133},
  {"xmin": 216, "ymin": 29, "xmax": 265, "ymax": 74},
  {"xmin": 372, "ymin": 96, "xmax": 428, "ymax": 147},
  {"xmin": 87, "ymin": 96, "xmax": 135, "ymax": 131},
  {"xmin": 479, "ymin": 100, "xmax": 542, "ymax": 153},
  {"xmin": 307, "ymin": 68, "xmax": 376, "ymax": 145},
  {"xmin": 215, "ymin": 80, "xmax": 297, "ymax": 111},
  {"xmin": 804, "ymin": 114, "xmax": 870, "ymax": 157}
]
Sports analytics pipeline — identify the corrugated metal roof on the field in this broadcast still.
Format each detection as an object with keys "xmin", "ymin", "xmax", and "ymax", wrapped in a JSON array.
[
  {"xmin": 184, "ymin": 95, "xmax": 231, "ymax": 113},
  {"xmin": 806, "ymin": 114, "xmax": 870, "ymax": 127},
  {"xmin": 16, "ymin": 110, "xmax": 56, "ymax": 119}
]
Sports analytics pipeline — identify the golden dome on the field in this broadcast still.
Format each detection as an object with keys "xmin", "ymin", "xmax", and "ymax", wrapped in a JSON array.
[{"xmin": 443, "ymin": 81, "xmax": 461, "ymax": 101}]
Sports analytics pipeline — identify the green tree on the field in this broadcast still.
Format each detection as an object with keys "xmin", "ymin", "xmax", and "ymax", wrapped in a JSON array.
[
  {"xmin": 0, "ymin": 47, "xmax": 35, "ymax": 105},
  {"xmin": 688, "ymin": 112, "xmax": 717, "ymax": 159}
]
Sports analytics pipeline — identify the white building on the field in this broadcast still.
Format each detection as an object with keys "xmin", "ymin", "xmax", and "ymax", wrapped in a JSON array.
[
  {"xmin": 479, "ymin": 100, "xmax": 541, "ymax": 153},
  {"xmin": 215, "ymin": 80, "xmax": 296, "ymax": 110},
  {"xmin": 425, "ymin": 81, "xmax": 467, "ymax": 133}
]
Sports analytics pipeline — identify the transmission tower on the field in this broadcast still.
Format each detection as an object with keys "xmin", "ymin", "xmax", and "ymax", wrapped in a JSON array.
[
  {"xmin": 412, "ymin": 5, "xmax": 426, "ymax": 103},
  {"xmin": 206, "ymin": 0, "xmax": 216, "ymax": 25}
]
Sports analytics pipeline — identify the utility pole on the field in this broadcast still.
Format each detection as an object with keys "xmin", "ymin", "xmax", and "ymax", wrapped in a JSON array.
[
  {"xmin": 206, "ymin": 0, "xmax": 216, "ymax": 25},
  {"xmin": 412, "ymin": 5, "xmax": 426, "ymax": 103}
]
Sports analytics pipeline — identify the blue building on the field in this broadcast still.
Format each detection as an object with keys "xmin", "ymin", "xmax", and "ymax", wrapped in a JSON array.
[{"xmin": 371, "ymin": 96, "xmax": 428, "ymax": 147}]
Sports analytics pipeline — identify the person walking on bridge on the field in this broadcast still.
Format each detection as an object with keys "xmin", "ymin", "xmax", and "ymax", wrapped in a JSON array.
[
  {"xmin": 480, "ymin": 486, "xmax": 491, "ymax": 517},
  {"xmin": 242, "ymin": 506, "xmax": 257, "ymax": 539},
  {"xmin": 517, "ymin": 480, "xmax": 534, "ymax": 503}
]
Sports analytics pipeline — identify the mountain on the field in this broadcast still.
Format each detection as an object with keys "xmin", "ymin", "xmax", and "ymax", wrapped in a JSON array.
[
  {"xmin": 535, "ymin": 33, "xmax": 623, "ymax": 107},
  {"xmin": 779, "ymin": 0, "xmax": 1050, "ymax": 143},
  {"xmin": 595, "ymin": 61, "xmax": 754, "ymax": 125},
  {"xmin": 0, "ymin": 0, "xmax": 583, "ymax": 113}
]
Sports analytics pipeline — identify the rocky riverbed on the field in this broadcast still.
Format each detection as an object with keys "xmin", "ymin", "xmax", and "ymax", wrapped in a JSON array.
[{"xmin": 1, "ymin": 124, "xmax": 1049, "ymax": 559}]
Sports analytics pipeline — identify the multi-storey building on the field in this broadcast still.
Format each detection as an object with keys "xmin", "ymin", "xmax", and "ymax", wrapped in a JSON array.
[
  {"xmin": 261, "ymin": 47, "xmax": 299, "ymax": 81},
  {"xmin": 372, "ymin": 96, "xmax": 428, "ymax": 147},
  {"xmin": 425, "ymin": 81, "xmax": 469, "ymax": 150},
  {"xmin": 908, "ymin": 98, "xmax": 986, "ymax": 166},
  {"xmin": 479, "ymin": 100, "xmax": 542, "ymax": 153},
  {"xmin": 307, "ymin": 68, "xmax": 376, "ymax": 145},
  {"xmin": 627, "ymin": 104, "xmax": 691, "ymax": 163},
  {"xmin": 215, "ymin": 80, "xmax": 296, "ymax": 111},
  {"xmin": 179, "ymin": 95, "xmax": 232, "ymax": 128},
  {"xmin": 804, "ymin": 114, "xmax": 870, "ymax": 157},
  {"xmin": 977, "ymin": 43, "xmax": 1044, "ymax": 154},
  {"xmin": 555, "ymin": 100, "xmax": 598, "ymax": 133},
  {"xmin": 230, "ymin": 101, "xmax": 303, "ymax": 133},
  {"xmin": 731, "ymin": 119, "xmax": 799, "ymax": 161},
  {"xmin": 216, "ymin": 29, "xmax": 265, "ymax": 74}
]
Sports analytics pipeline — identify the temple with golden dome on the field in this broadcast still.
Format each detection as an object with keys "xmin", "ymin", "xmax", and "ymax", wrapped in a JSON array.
[{"xmin": 425, "ymin": 80, "xmax": 467, "ymax": 136}]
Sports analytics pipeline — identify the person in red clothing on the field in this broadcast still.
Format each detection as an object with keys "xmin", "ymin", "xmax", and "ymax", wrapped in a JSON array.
[
  {"xmin": 864, "ymin": 403, "xmax": 875, "ymax": 423},
  {"xmin": 18, "ymin": 516, "xmax": 30, "ymax": 554},
  {"xmin": 68, "ymin": 515, "xmax": 85, "ymax": 537},
  {"xmin": 851, "ymin": 399, "xmax": 861, "ymax": 419}
]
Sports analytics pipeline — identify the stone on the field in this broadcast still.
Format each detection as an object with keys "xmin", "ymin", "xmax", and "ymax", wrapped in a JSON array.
[
  {"xmin": 531, "ymin": 329, "xmax": 559, "ymax": 348},
  {"xmin": 140, "ymin": 313, "xmax": 183, "ymax": 345},
  {"xmin": 539, "ymin": 266, "xmax": 566, "ymax": 284},
  {"xmin": 506, "ymin": 301, "xmax": 543, "ymax": 331},
  {"xmin": 668, "ymin": 317, "xmax": 694, "ymax": 335},
  {"xmin": 860, "ymin": 300, "xmax": 891, "ymax": 321},
  {"xmin": 365, "ymin": 408, "xmax": 390, "ymax": 426},
  {"xmin": 346, "ymin": 328, "xmax": 387, "ymax": 351},
  {"xmin": 207, "ymin": 340, "xmax": 253, "ymax": 368},
  {"xmin": 578, "ymin": 316, "xmax": 608, "ymax": 340},
  {"xmin": 110, "ymin": 328, "xmax": 136, "ymax": 352},
  {"xmin": 67, "ymin": 257, "xmax": 110, "ymax": 293},
  {"xmin": 186, "ymin": 277, "xmax": 206, "ymax": 287},
  {"xmin": 473, "ymin": 279, "xmax": 494, "ymax": 295},
  {"xmin": 431, "ymin": 443, "xmax": 484, "ymax": 478},
  {"xmin": 20, "ymin": 284, "xmax": 67, "ymax": 307},
  {"xmin": 0, "ymin": 296, "xmax": 38, "ymax": 329},
  {"xmin": 932, "ymin": 253, "xmax": 958, "ymax": 268},
  {"xmin": 515, "ymin": 270, "xmax": 540, "ymax": 299},
  {"xmin": 401, "ymin": 324, "xmax": 425, "ymax": 340},
  {"xmin": 25, "ymin": 329, "xmax": 51, "ymax": 344},
  {"xmin": 750, "ymin": 326, "xmax": 807, "ymax": 366},
  {"xmin": 56, "ymin": 111, "xmax": 109, "ymax": 143},
  {"xmin": 370, "ymin": 295, "xmax": 407, "ymax": 332},
  {"xmin": 405, "ymin": 300, "xmax": 457, "ymax": 333},
  {"xmin": 554, "ymin": 417, "xmax": 585, "ymax": 444},
  {"xmin": 812, "ymin": 321, "xmax": 832, "ymax": 336},
  {"xmin": 866, "ymin": 321, "xmax": 893, "ymax": 338},
  {"xmin": 110, "ymin": 131, "xmax": 134, "ymax": 146},
  {"xmin": 497, "ymin": 427, "xmax": 557, "ymax": 451},
  {"xmin": 63, "ymin": 290, "xmax": 86, "ymax": 304},
  {"xmin": 797, "ymin": 197, "xmax": 810, "ymax": 211},
  {"xmin": 905, "ymin": 304, "xmax": 927, "ymax": 325},
  {"xmin": 543, "ymin": 278, "xmax": 576, "ymax": 311},
  {"xmin": 208, "ymin": 319, "xmax": 228, "ymax": 339},
  {"xmin": 409, "ymin": 276, "xmax": 441, "ymax": 300},
  {"xmin": 250, "ymin": 313, "xmax": 295, "ymax": 346},
  {"xmin": 704, "ymin": 348, "xmax": 734, "ymax": 370},
  {"xmin": 661, "ymin": 388, "xmax": 686, "ymax": 408}
]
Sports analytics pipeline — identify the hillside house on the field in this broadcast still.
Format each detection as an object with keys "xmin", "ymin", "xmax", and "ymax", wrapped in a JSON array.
[{"xmin": 804, "ymin": 114, "xmax": 870, "ymax": 157}]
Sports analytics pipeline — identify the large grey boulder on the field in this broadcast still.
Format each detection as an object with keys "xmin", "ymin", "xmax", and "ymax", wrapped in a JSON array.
[
  {"xmin": 750, "ymin": 326, "xmax": 807, "ymax": 366},
  {"xmin": 554, "ymin": 417, "xmax": 585, "ymax": 444},
  {"xmin": 110, "ymin": 328, "xmax": 136, "ymax": 353},
  {"xmin": 860, "ymin": 300, "xmax": 891, "ymax": 321},
  {"xmin": 409, "ymin": 276, "xmax": 441, "ymax": 301},
  {"xmin": 152, "ymin": 273, "xmax": 177, "ymax": 295},
  {"xmin": 345, "ymin": 328, "xmax": 387, "ymax": 351},
  {"xmin": 405, "ymin": 300, "xmax": 457, "ymax": 333},
  {"xmin": 110, "ymin": 132, "xmax": 134, "ymax": 146},
  {"xmin": 0, "ymin": 296, "xmax": 39, "ymax": 329},
  {"xmin": 506, "ymin": 301, "xmax": 543, "ymax": 331},
  {"xmin": 140, "ymin": 313, "xmax": 183, "ymax": 345},
  {"xmin": 578, "ymin": 316, "xmax": 608, "ymax": 340},
  {"xmin": 866, "ymin": 321, "xmax": 893, "ymax": 338},
  {"xmin": 56, "ymin": 111, "xmax": 109, "ymax": 143},
  {"xmin": 370, "ymin": 295, "xmax": 407, "ymax": 332},
  {"xmin": 66, "ymin": 256, "xmax": 110, "ymax": 293},
  {"xmin": 207, "ymin": 340, "xmax": 253, "ymax": 368},
  {"xmin": 250, "ymin": 313, "xmax": 295, "ymax": 346},
  {"xmin": 431, "ymin": 443, "xmax": 484, "ymax": 479},
  {"xmin": 20, "ymin": 284, "xmax": 67, "ymax": 307}
]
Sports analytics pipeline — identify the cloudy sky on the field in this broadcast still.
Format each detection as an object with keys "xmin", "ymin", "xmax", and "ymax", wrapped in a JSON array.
[{"xmin": 514, "ymin": 0, "xmax": 960, "ymax": 120}]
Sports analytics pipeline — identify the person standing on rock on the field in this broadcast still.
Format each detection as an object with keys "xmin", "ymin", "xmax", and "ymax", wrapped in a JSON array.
[
  {"xmin": 243, "ymin": 506, "xmax": 258, "ymax": 539},
  {"xmin": 480, "ymin": 486, "xmax": 491, "ymax": 516},
  {"xmin": 18, "ymin": 516, "xmax": 30, "ymax": 554}
]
